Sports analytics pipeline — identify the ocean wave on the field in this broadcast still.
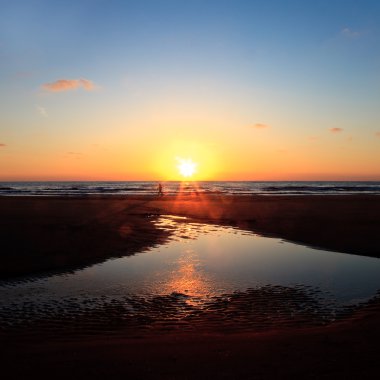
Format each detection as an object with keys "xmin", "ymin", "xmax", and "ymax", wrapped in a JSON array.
[
  {"xmin": 264, "ymin": 185, "xmax": 380, "ymax": 193},
  {"xmin": 1, "ymin": 181, "xmax": 380, "ymax": 196}
]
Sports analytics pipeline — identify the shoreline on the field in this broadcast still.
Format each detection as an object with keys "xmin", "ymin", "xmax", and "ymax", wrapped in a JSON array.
[
  {"xmin": 1, "ymin": 194, "xmax": 380, "ymax": 279},
  {"xmin": 1, "ymin": 179, "xmax": 380, "ymax": 198}
]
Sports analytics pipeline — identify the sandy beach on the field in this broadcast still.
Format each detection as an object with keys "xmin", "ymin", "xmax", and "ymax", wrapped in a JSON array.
[
  {"xmin": 1, "ymin": 194, "xmax": 380, "ymax": 278},
  {"xmin": 1, "ymin": 194, "xmax": 380, "ymax": 378}
]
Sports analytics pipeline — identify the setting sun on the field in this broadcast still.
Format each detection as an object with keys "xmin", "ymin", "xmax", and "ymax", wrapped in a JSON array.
[{"xmin": 177, "ymin": 158, "xmax": 197, "ymax": 178}]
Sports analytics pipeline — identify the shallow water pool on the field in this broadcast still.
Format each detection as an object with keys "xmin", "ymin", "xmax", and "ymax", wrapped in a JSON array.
[{"xmin": 1, "ymin": 215, "xmax": 380, "ymax": 333}]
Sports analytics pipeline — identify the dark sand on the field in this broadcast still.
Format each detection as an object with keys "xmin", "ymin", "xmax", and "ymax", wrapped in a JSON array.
[
  {"xmin": 1, "ymin": 195, "xmax": 380, "ymax": 378},
  {"xmin": 1, "ymin": 195, "xmax": 380, "ymax": 278}
]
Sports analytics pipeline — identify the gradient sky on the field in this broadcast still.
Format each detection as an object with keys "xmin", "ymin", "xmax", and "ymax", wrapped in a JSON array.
[{"xmin": 1, "ymin": 0, "xmax": 380, "ymax": 180}]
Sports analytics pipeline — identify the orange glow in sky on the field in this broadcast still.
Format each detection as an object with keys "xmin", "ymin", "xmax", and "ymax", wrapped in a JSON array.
[{"xmin": 1, "ymin": 1, "xmax": 379, "ymax": 181}]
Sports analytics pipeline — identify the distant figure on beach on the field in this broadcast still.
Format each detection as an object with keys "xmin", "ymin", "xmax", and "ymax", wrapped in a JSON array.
[{"xmin": 158, "ymin": 182, "xmax": 164, "ymax": 196}]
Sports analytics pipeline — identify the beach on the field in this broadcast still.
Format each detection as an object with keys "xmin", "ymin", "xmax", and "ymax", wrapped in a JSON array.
[
  {"xmin": 1, "ymin": 194, "xmax": 380, "ymax": 278},
  {"xmin": 1, "ymin": 194, "xmax": 380, "ymax": 378}
]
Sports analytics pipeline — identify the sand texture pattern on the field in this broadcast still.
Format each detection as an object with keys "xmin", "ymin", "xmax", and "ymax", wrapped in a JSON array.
[{"xmin": 1, "ymin": 195, "xmax": 380, "ymax": 379}]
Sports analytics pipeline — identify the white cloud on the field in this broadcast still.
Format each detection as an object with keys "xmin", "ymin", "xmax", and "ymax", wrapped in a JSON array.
[
  {"xmin": 341, "ymin": 28, "xmax": 362, "ymax": 38},
  {"xmin": 36, "ymin": 105, "xmax": 48, "ymax": 117}
]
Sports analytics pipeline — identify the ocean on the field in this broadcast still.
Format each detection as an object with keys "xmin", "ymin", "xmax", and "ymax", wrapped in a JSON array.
[{"xmin": 1, "ymin": 181, "xmax": 380, "ymax": 196}]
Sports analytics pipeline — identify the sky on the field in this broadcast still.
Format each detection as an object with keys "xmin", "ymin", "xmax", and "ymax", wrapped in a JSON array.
[{"xmin": 0, "ymin": 0, "xmax": 380, "ymax": 181}]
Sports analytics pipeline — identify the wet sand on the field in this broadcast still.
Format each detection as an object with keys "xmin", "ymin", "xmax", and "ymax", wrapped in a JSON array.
[
  {"xmin": 1, "ymin": 194, "xmax": 380, "ymax": 378},
  {"xmin": 2, "ymin": 307, "xmax": 380, "ymax": 379},
  {"xmin": 1, "ymin": 194, "xmax": 380, "ymax": 278},
  {"xmin": 1, "ymin": 299, "xmax": 380, "ymax": 379}
]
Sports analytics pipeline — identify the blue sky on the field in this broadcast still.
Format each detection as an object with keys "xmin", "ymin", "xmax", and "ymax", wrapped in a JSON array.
[{"xmin": 1, "ymin": 0, "xmax": 380, "ymax": 180}]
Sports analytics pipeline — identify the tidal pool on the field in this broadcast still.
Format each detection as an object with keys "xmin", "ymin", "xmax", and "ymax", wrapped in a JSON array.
[{"xmin": 1, "ymin": 215, "xmax": 380, "ymax": 333}]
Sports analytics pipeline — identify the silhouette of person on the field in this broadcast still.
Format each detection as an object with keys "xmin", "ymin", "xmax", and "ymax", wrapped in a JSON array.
[{"xmin": 158, "ymin": 182, "xmax": 163, "ymax": 196}]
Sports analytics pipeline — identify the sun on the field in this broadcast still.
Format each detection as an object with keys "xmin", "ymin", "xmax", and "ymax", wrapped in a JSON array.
[{"xmin": 177, "ymin": 158, "xmax": 197, "ymax": 178}]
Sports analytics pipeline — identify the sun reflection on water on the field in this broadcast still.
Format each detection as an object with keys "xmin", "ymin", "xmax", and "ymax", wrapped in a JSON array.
[
  {"xmin": 152, "ymin": 216, "xmax": 224, "ymax": 306},
  {"xmin": 162, "ymin": 249, "xmax": 213, "ymax": 305}
]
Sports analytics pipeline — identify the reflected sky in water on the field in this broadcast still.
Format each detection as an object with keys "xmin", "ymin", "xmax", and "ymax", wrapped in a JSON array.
[
  {"xmin": 83, "ymin": 215, "xmax": 380, "ymax": 304},
  {"xmin": 1, "ymin": 215, "xmax": 380, "ymax": 330}
]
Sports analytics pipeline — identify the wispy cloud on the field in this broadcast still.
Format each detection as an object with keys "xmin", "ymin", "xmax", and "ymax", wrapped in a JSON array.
[
  {"xmin": 251, "ymin": 123, "xmax": 270, "ymax": 129},
  {"xmin": 0, "ymin": 143, "xmax": 6, "ymax": 147},
  {"xmin": 329, "ymin": 127, "xmax": 343, "ymax": 133},
  {"xmin": 42, "ymin": 78, "xmax": 96, "ymax": 92},
  {"xmin": 66, "ymin": 152, "xmax": 83, "ymax": 159},
  {"xmin": 36, "ymin": 105, "xmax": 48, "ymax": 117},
  {"xmin": 341, "ymin": 27, "xmax": 363, "ymax": 38},
  {"xmin": 376, "ymin": 132, "xmax": 380, "ymax": 137}
]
